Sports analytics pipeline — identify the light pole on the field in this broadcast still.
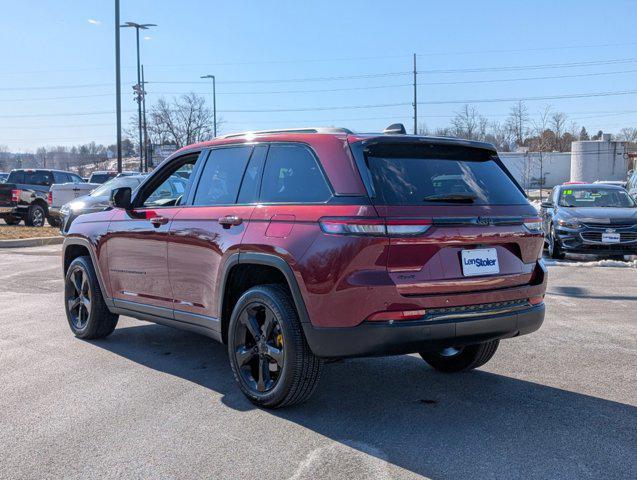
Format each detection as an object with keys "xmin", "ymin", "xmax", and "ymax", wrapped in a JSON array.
[
  {"xmin": 114, "ymin": 0, "xmax": 122, "ymax": 173},
  {"xmin": 200, "ymin": 75, "xmax": 217, "ymax": 137},
  {"xmin": 121, "ymin": 21, "xmax": 156, "ymax": 172}
]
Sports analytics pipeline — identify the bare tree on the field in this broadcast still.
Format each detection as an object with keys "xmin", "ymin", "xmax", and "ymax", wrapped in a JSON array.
[
  {"xmin": 616, "ymin": 127, "xmax": 637, "ymax": 143},
  {"xmin": 550, "ymin": 111, "xmax": 568, "ymax": 151},
  {"xmin": 530, "ymin": 105, "xmax": 553, "ymax": 200},
  {"xmin": 450, "ymin": 105, "xmax": 488, "ymax": 141},
  {"xmin": 506, "ymin": 101, "xmax": 529, "ymax": 147},
  {"xmin": 146, "ymin": 93, "xmax": 217, "ymax": 149},
  {"xmin": 35, "ymin": 147, "xmax": 48, "ymax": 168}
]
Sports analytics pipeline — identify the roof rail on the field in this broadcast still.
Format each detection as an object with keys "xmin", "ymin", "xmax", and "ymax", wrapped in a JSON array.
[{"xmin": 220, "ymin": 127, "xmax": 353, "ymax": 139}]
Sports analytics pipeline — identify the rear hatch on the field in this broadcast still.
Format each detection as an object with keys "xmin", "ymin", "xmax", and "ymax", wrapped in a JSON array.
[{"xmin": 350, "ymin": 137, "xmax": 543, "ymax": 296}]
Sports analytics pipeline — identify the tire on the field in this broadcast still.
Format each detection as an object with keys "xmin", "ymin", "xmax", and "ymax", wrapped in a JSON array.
[
  {"xmin": 227, "ymin": 284, "xmax": 322, "ymax": 408},
  {"xmin": 547, "ymin": 224, "xmax": 565, "ymax": 259},
  {"xmin": 64, "ymin": 256, "xmax": 118, "ymax": 339},
  {"xmin": 419, "ymin": 340, "xmax": 500, "ymax": 373},
  {"xmin": 47, "ymin": 216, "xmax": 62, "ymax": 228},
  {"xmin": 25, "ymin": 204, "xmax": 46, "ymax": 227},
  {"xmin": 3, "ymin": 215, "xmax": 21, "ymax": 226}
]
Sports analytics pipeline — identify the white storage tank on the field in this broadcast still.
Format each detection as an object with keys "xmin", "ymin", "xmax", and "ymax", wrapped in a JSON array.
[{"xmin": 570, "ymin": 137, "xmax": 628, "ymax": 182}]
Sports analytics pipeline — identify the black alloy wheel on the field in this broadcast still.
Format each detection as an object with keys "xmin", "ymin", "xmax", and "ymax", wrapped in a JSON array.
[
  {"xmin": 66, "ymin": 265, "xmax": 92, "ymax": 330},
  {"xmin": 232, "ymin": 302, "xmax": 285, "ymax": 393}
]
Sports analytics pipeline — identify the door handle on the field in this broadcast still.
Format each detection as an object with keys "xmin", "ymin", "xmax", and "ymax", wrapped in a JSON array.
[
  {"xmin": 149, "ymin": 216, "xmax": 169, "ymax": 227},
  {"xmin": 218, "ymin": 215, "xmax": 243, "ymax": 229}
]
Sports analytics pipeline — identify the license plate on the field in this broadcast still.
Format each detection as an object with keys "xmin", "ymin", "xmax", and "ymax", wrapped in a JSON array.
[
  {"xmin": 602, "ymin": 232, "xmax": 620, "ymax": 243},
  {"xmin": 0, "ymin": 207, "xmax": 14, "ymax": 214},
  {"xmin": 461, "ymin": 248, "xmax": 500, "ymax": 277}
]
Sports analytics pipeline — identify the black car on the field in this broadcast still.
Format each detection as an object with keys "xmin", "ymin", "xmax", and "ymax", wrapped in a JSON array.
[
  {"xmin": 59, "ymin": 174, "xmax": 146, "ymax": 233},
  {"xmin": 0, "ymin": 169, "xmax": 84, "ymax": 227},
  {"xmin": 541, "ymin": 184, "xmax": 637, "ymax": 259}
]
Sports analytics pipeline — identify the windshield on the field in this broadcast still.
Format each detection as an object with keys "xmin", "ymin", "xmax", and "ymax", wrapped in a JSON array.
[
  {"xmin": 90, "ymin": 176, "xmax": 142, "ymax": 197},
  {"xmin": 559, "ymin": 188, "xmax": 636, "ymax": 208},
  {"xmin": 364, "ymin": 143, "xmax": 527, "ymax": 205}
]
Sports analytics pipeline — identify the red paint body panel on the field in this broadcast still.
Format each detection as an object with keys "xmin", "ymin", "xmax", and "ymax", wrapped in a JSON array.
[{"xmin": 168, "ymin": 205, "xmax": 255, "ymax": 318}]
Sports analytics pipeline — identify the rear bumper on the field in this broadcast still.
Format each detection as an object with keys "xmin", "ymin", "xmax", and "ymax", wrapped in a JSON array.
[{"xmin": 302, "ymin": 303, "xmax": 544, "ymax": 358}]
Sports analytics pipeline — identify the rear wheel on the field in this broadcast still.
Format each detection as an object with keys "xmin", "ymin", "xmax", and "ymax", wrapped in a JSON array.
[
  {"xmin": 3, "ymin": 215, "xmax": 21, "ymax": 225},
  {"xmin": 227, "ymin": 284, "xmax": 322, "ymax": 408},
  {"xmin": 64, "ymin": 256, "xmax": 118, "ymax": 339},
  {"xmin": 25, "ymin": 204, "xmax": 46, "ymax": 227},
  {"xmin": 419, "ymin": 340, "xmax": 499, "ymax": 373},
  {"xmin": 547, "ymin": 224, "xmax": 565, "ymax": 259}
]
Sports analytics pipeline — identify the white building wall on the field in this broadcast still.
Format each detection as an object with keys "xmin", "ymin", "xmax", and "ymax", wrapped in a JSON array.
[
  {"xmin": 570, "ymin": 139, "xmax": 628, "ymax": 183},
  {"xmin": 499, "ymin": 152, "xmax": 571, "ymax": 189}
]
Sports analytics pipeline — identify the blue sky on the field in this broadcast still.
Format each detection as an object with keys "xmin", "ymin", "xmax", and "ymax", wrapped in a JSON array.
[{"xmin": 1, "ymin": 0, "xmax": 636, "ymax": 151}]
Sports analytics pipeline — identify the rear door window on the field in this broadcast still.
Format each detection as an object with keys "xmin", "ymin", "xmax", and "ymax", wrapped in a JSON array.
[
  {"xmin": 193, "ymin": 146, "xmax": 253, "ymax": 206},
  {"xmin": 362, "ymin": 143, "xmax": 527, "ymax": 206},
  {"xmin": 260, "ymin": 144, "xmax": 331, "ymax": 203}
]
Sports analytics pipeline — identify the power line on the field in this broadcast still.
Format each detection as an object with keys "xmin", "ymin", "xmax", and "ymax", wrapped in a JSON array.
[{"xmin": 419, "ymin": 58, "xmax": 637, "ymax": 74}]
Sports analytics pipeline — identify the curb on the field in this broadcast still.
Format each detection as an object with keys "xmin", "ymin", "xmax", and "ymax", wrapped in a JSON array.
[{"xmin": 0, "ymin": 236, "xmax": 63, "ymax": 249}]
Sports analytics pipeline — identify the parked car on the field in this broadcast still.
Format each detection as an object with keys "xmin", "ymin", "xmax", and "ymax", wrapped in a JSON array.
[
  {"xmin": 59, "ymin": 175, "xmax": 146, "ymax": 233},
  {"xmin": 48, "ymin": 180, "xmax": 99, "ymax": 226},
  {"xmin": 0, "ymin": 169, "xmax": 84, "ymax": 226},
  {"xmin": 541, "ymin": 184, "xmax": 637, "ymax": 259},
  {"xmin": 61, "ymin": 125, "xmax": 546, "ymax": 408},
  {"xmin": 87, "ymin": 170, "xmax": 136, "ymax": 184},
  {"xmin": 0, "ymin": 173, "xmax": 8, "ymax": 183}
]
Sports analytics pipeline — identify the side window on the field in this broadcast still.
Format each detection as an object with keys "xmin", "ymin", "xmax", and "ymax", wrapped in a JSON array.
[
  {"xmin": 70, "ymin": 174, "xmax": 83, "ymax": 183},
  {"xmin": 193, "ymin": 146, "xmax": 253, "ymax": 206},
  {"xmin": 237, "ymin": 145, "xmax": 267, "ymax": 204},
  {"xmin": 141, "ymin": 155, "xmax": 197, "ymax": 208},
  {"xmin": 53, "ymin": 172, "xmax": 68, "ymax": 184},
  {"xmin": 260, "ymin": 144, "xmax": 331, "ymax": 203}
]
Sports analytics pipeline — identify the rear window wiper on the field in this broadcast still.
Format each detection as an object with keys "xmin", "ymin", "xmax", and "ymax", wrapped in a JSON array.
[{"xmin": 423, "ymin": 194, "xmax": 476, "ymax": 203}]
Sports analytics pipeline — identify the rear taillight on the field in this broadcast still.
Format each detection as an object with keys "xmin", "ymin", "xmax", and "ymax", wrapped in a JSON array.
[
  {"xmin": 11, "ymin": 189, "xmax": 21, "ymax": 202},
  {"xmin": 529, "ymin": 295, "xmax": 544, "ymax": 305},
  {"xmin": 319, "ymin": 217, "xmax": 432, "ymax": 236},
  {"xmin": 47, "ymin": 191, "xmax": 53, "ymax": 205},
  {"xmin": 523, "ymin": 217, "xmax": 543, "ymax": 233}
]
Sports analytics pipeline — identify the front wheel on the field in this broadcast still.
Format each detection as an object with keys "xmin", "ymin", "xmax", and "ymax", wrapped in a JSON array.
[
  {"xmin": 547, "ymin": 225, "xmax": 565, "ymax": 259},
  {"xmin": 64, "ymin": 256, "xmax": 118, "ymax": 339},
  {"xmin": 227, "ymin": 284, "xmax": 322, "ymax": 408},
  {"xmin": 419, "ymin": 340, "xmax": 499, "ymax": 373},
  {"xmin": 47, "ymin": 216, "xmax": 62, "ymax": 228}
]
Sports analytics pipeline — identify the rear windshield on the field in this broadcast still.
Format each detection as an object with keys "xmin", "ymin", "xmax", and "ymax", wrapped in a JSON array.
[
  {"xmin": 362, "ymin": 143, "xmax": 527, "ymax": 205},
  {"xmin": 89, "ymin": 173, "xmax": 115, "ymax": 184},
  {"xmin": 559, "ymin": 188, "xmax": 635, "ymax": 208},
  {"xmin": 7, "ymin": 170, "xmax": 53, "ymax": 186}
]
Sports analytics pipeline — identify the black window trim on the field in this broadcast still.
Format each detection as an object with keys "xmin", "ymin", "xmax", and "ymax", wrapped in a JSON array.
[{"xmin": 131, "ymin": 150, "xmax": 204, "ymax": 210}]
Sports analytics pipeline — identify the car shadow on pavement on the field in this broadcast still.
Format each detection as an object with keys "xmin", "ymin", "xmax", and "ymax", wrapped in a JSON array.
[
  {"xmin": 548, "ymin": 285, "xmax": 637, "ymax": 302},
  {"xmin": 92, "ymin": 323, "xmax": 636, "ymax": 480}
]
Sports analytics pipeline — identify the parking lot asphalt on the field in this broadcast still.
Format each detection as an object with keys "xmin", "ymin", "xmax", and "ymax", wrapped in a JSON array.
[{"xmin": 0, "ymin": 245, "xmax": 635, "ymax": 480}]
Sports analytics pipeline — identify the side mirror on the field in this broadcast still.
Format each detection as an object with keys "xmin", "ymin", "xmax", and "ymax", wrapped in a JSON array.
[
  {"xmin": 110, "ymin": 187, "xmax": 132, "ymax": 209},
  {"xmin": 540, "ymin": 202, "xmax": 552, "ymax": 209}
]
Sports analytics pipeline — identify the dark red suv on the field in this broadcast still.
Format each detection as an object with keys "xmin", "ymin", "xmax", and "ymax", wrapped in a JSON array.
[{"xmin": 62, "ymin": 126, "xmax": 547, "ymax": 408}]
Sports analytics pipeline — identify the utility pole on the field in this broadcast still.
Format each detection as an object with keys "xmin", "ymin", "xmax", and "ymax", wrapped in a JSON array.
[
  {"xmin": 200, "ymin": 75, "xmax": 217, "ymax": 137},
  {"xmin": 141, "ymin": 65, "xmax": 149, "ymax": 172},
  {"xmin": 121, "ymin": 22, "xmax": 156, "ymax": 172},
  {"xmin": 413, "ymin": 53, "xmax": 417, "ymax": 135},
  {"xmin": 115, "ymin": 0, "xmax": 122, "ymax": 173}
]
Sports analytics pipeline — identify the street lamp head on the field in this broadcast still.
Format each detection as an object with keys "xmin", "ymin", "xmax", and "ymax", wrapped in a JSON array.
[
  {"xmin": 201, "ymin": 75, "xmax": 215, "ymax": 80},
  {"xmin": 121, "ymin": 22, "xmax": 157, "ymax": 29}
]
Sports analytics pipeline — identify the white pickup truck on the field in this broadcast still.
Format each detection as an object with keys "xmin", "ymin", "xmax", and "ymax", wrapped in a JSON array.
[{"xmin": 48, "ymin": 181, "xmax": 98, "ymax": 225}]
